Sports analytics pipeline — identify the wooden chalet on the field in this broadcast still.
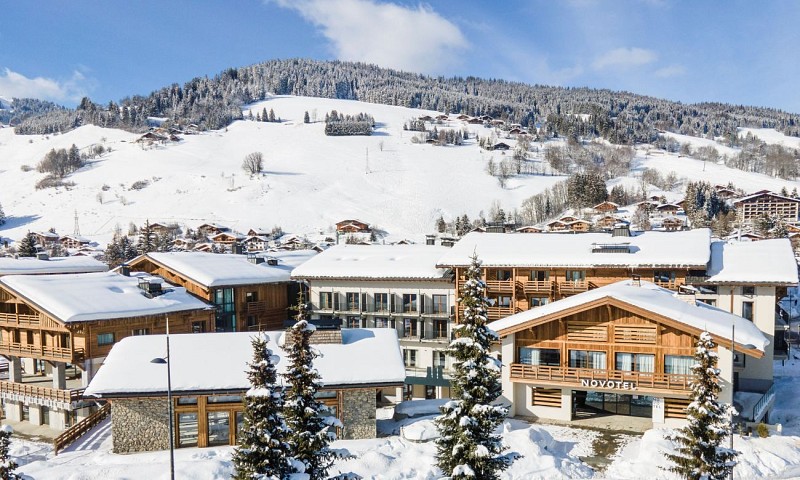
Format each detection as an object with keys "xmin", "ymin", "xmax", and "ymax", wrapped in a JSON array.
[
  {"xmin": 566, "ymin": 220, "xmax": 592, "ymax": 233},
  {"xmin": 32, "ymin": 231, "xmax": 60, "ymax": 247},
  {"xmin": 516, "ymin": 226, "xmax": 544, "ymax": 234},
  {"xmin": 209, "ymin": 231, "xmax": 245, "ymax": 245},
  {"xmin": 85, "ymin": 329, "xmax": 405, "ymax": 452},
  {"xmin": 559, "ymin": 216, "xmax": 579, "ymax": 223},
  {"xmin": 0, "ymin": 271, "xmax": 212, "ymax": 431},
  {"xmin": 59, "ymin": 235, "xmax": 91, "ymax": 250},
  {"xmin": 715, "ymin": 186, "xmax": 738, "ymax": 199},
  {"xmin": 246, "ymin": 228, "xmax": 271, "ymax": 237},
  {"xmin": 734, "ymin": 190, "xmax": 800, "ymax": 225},
  {"xmin": 456, "ymin": 114, "xmax": 470, "ymax": 120},
  {"xmin": 336, "ymin": 219, "xmax": 371, "ymax": 234},
  {"xmin": 197, "ymin": 223, "xmax": 229, "ymax": 236},
  {"xmin": 593, "ymin": 201, "xmax": 619, "ymax": 214},
  {"xmin": 490, "ymin": 280, "xmax": 770, "ymax": 426},
  {"xmin": 491, "ymin": 142, "xmax": 511, "ymax": 151},
  {"xmin": 655, "ymin": 203, "xmax": 681, "ymax": 215},
  {"xmin": 436, "ymin": 229, "xmax": 712, "ymax": 323},
  {"xmin": 595, "ymin": 215, "xmax": 623, "ymax": 230},
  {"xmin": 126, "ymin": 252, "xmax": 299, "ymax": 332},
  {"xmin": 242, "ymin": 235, "xmax": 270, "ymax": 252},
  {"xmin": 547, "ymin": 220, "xmax": 568, "ymax": 232},
  {"xmin": 144, "ymin": 222, "xmax": 178, "ymax": 236},
  {"xmin": 661, "ymin": 216, "xmax": 684, "ymax": 231},
  {"xmin": 467, "ymin": 117, "xmax": 484, "ymax": 124}
]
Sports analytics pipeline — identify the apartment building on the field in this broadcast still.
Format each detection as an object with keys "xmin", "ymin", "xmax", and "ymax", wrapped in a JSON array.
[{"xmin": 734, "ymin": 190, "xmax": 800, "ymax": 225}]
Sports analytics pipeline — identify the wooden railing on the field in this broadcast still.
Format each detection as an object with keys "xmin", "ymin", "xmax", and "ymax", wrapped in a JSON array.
[
  {"xmin": 522, "ymin": 280, "xmax": 553, "ymax": 294},
  {"xmin": 245, "ymin": 301, "xmax": 266, "ymax": 314},
  {"xmin": 653, "ymin": 280, "xmax": 679, "ymax": 290},
  {"xmin": 509, "ymin": 364, "xmax": 692, "ymax": 393},
  {"xmin": 0, "ymin": 343, "xmax": 81, "ymax": 363},
  {"xmin": 485, "ymin": 280, "xmax": 515, "ymax": 293},
  {"xmin": 557, "ymin": 280, "xmax": 591, "ymax": 295},
  {"xmin": 486, "ymin": 306, "xmax": 515, "ymax": 320},
  {"xmin": 54, "ymin": 402, "xmax": 110, "ymax": 455},
  {"xmin": 0, "ymin": 380, "xmax": 85, "ymax": 404},
  {"xmin": 0, "ymin": 312, "xmax": 40, "ymax": 326}
]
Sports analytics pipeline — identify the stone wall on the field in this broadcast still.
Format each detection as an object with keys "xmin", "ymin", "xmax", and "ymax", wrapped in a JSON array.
[
  {"xmin": 340, "ymin": 388, "xmax": 376, "ymax": 440},
  {"xmin": 112, "ymin": 398, "xmax": 170, "ymax": 453}
]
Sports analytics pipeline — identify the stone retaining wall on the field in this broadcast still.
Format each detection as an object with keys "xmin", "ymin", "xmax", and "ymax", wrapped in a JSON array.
[
  {"xmin": 340, "ymin": 388, "xmax": 376, "ymax": 440},
  {"xmin": 112, "ymin": 398, "xmax": 170, "ymax": 453}
]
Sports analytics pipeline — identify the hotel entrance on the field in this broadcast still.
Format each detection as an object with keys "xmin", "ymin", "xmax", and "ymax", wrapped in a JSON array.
[{"xmin": 572, "ymin": 390, "xmax": 654, "ymax": 419}]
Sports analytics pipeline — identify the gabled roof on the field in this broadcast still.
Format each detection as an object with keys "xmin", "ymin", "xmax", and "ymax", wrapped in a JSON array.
[
  {"xmin": 734, "ymin": 190, "xmax": 800, "ymax": 205},
  {"xmin": 436, "ymin": 229, "xmax": 711, "ymax": 268},
  {"xmin": 133, "ymin": 252, "xmax": 297, "ymax": 287},
  {"xmin": 706, "ymin": 239, "xmax": 798, "ymax": 285},
  {"xmin": 292, "ymin": 244, "xmax": 452, "ymax": 281},
  {"xmin": 84, "ymin": 329, "xmax": 405, "ymax": 397},
  {"xmin": 487, "ymin": 280, "xmax": 768, "ymax": 356},
  {"xmin": 0, "ymin": 272, "xmax": 210, "ymax": 323},
  {"xmin": 0, "ymin": 256, "xmax": 107, "ymax": 276}
]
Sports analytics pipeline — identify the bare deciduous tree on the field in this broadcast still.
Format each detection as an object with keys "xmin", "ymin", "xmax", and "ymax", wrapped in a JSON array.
[{"xmin": 242, "ymin": 152, "xmax": 264, "ymax": 175}]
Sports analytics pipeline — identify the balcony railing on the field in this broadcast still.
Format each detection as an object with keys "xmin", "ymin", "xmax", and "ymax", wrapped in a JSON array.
[
  {"xmin": 405, "ymin": 366, "xmax": 453, "ymax": 381},
  {"xmin": 486, "ymin": 305, "xmax": 515, "ymax": 320},
  {"xmin": 245, "ymin": 301, "xmax": 266, "ymax": 314},
  {"xmin": 0, "ymin": 380, "xmax": 85, "ymax": 407},
  {"xmin": 557, "ymin": 280, "xmax": 591, "ymax": 295},
  {"xmin": 0, "ymin": 343, "xmax": 82, "ymax": 363},
  {"xmin": 653, "ymin": 280, "xmax": 679, "ymax": 290},
  {"xmin": 522, "ymin": 280, "xmax": 553, "ymax": 294},
  {"xmin": 509, "ymin": 364, "xmax": 692, "ymax": 393},
  {"xmin": 485, "ymin": 280, "xmax": 515, "ymax": 293},
  {"xmin": 0, "ymin": 312, "xmax": 40, "ymax": 326}
]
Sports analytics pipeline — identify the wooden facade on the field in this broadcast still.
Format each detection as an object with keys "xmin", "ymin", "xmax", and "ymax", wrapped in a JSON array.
[
  {"xmin": 127, "ymin": 256, "xmax": 292, "ymax": 332},
  {"xmin": 454, "ymin": 266, "xmax": 692, "ymax": 323}
]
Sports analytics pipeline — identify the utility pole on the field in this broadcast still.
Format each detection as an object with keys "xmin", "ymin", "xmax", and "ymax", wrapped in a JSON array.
[{"xmin": 365, "ymin": 147, "xmax": 370, "ymax": 174}]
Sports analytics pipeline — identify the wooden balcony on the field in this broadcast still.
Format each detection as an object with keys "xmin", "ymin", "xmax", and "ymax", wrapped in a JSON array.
[
  {"xmin": 0, "ymin": 312, "xmax": 40, "ymax": 327},
  {"xmin": 0, "ymin": 380, "xmax": 85, "ymax": 408},
  {"xmin": 486, "ymin": 306, "xmax": 515, "ymax": 320},
  {"xmin": 245, "ymin": 301, "xmax": 267, "ymax": 314},
  {"xmin": 509, "ymin": 364, "xmax": 692, "ymax": 395},
  {"xmin": 522, "ymin": 280, "xmax": 553, "ymax": 294},
  {"xmin": 0, "ymin": 343, "xmax": 82, "ymax": 363},
  {"xmin": 485, "ymin": 280, "xmax": 515, "ymax": 293},
  {"xmin": 557, "ymin": 280, "xmax": 591, "ymax": 295},
  {"xmin": 653, "ymin": 280, "xmax": 679, "ymax": 290}
]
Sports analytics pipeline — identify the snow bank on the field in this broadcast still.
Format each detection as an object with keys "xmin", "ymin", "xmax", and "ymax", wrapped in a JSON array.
[{"xmin": 394, "ymin": 399, "xmax": 447, "ymax": 419}]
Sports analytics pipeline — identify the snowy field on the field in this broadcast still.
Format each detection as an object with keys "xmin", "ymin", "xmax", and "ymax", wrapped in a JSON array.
[{"xmin": 11, "ymin": 359, "xmax": 800, "ymax": 479}]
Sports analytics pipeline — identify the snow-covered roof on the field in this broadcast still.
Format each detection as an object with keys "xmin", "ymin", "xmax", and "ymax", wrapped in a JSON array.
[
  {"xmin": 706, "ymin": 239, "xmax": 798, "ymax": 285},
  {"xmin": 291, "ymin": 244, "xmax": 452, "ymax": 280},
  {"xmin": 84, "ymin": 328, "xmax": 405, "ymax": 397},
  {"xmin": 437, "ymin": 230, "xmax": 712, "ymax": 268},
  {"xmin": 0, "ymin": 272, "xmax": 211, "ymax": 323},
  {"xmin": 734, "ymin": 190, "xmax": 800, "ymax": 204},
  {"xmin": 0, "ymin": 256, "xmax": 108, "ymax": 276},
  {"xmin": 143, "ymin": 251, "xmax": 300, "ymax": 287},
  {"xmin": 488, "ymin": 280, "xmax": 768, "ymax": 353}
]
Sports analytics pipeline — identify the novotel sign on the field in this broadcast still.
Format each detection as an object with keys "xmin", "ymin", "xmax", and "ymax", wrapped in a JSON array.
[{"xmin": 580, "ymin": 379, "xmax": 637, "ymax": 390}]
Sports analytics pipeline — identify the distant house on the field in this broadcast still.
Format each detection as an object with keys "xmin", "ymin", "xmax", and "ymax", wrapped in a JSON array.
[
  {"xmin": 246, "ymin": 228, "xmax": 271, "ymax": 237},
  {"xmin": 467, "ymin": 118, "xmax": 484, "ymax": 124},
  {"xmin": 197, "ymin": 223, "xmax": 229, "ymax": 237},
  {"xmin": 418, "ymin": 115, "xmax": 434, "ymax": 122},
  {"xmin": 84, "ymin": 329, "xmax": 405, "ymax": 452},
  {"xmin": 59, "ymin": 235, "xmax": 91, "ymax": 250},
  {"xmin": 172, "ymin": 238, "xmax": 195, "ymax": 251},
  {"xmin": 435, "ymin": 114, "xmax": 449, "ymax": 121},
  {"xmin": 734, "ymin": 190, "xmax": 800, "ymax": 225},
  {"xmin": 661, "ymin": 215, "xmax": 684, "ymax": 231},
  {"xmin": 593, "ymin": 201, "xmax": 619, "ymax": 214},
  {"xmin": 594, "ymin": 215, "xmax": 622, "ymax": 230},
  {"xmin": 242, "ymin": 235, "xmax": 269, "ymax": 252},
  {"xmin": 547, "ymin": 220, "xmax": 568, "ymax": 232},
  {"xmin": 491, "ymin": 142, "xmax": 511, "ymax": 151},
  {"xmin": 715, "ymin": 186, "xmax": 738, "ymax": 199},
  {"xmin": 209, "ymin": 231, "xmax": 245, "ymax": 246},
  {"xmin": 516, "ymin": 226, "xmax": 544, "ymax": 234},
  {"xmin": 559, "ymin": 216, "xmax": 578, "ymax": 223},
  {"xmin": 135, "ymin": 131, "xmax": 167, "ymax": 143},
  {"xmin": 456, "ymin": 114, "xmax": 470, "ymax": 120},
  {"xmin": 31, "ymin": 231, "xmax": 60, "ymax": 248},
  {"xmin": 336, "ymin": 219, "xmax": 370, "ymax": 234},
  {"xmin": 566, "ymin": 220, "xmax": 592, "ymax": 233},
  {"xmin": 656, "ymin": 203, "xmax": 681, "ymax": 216}
]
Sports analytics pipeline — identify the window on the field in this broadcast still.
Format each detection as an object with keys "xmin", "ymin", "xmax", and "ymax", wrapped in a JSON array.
[
  {"xmin": 433, "ymin": 319, "xmax": 448, "ymax": 338},
  {"xmin": 374, "ymin": 317, "xmax": 389, "ymax": 328},
  {"xmin": 653, "ymin": 271, "xmax": 676, "ymax": 283},
  {"xmin": 568, "ymin": 350, "xmax": 606, "ymax": 369},
  {"xmin": 374, "ymin": 293, "xmax": 389, "ymax": 312},
  {"xmin": 191, "ymin": 321, "xmax": 206, "ymax": 333},
  {"xmin": 132, "ymin": 328, "xmax": 149, "ymax": 336},
  {"xmin": 177, "ymin": 397, "xmax": 198, "ymax": 405},
  {"xmin": 496, "ymin": 296, "xmax": 512, "ymax": 308},
  {"xmin": 402, "ymin": 294, "xmax": 418, "ymax": 313},
  {"xmin": 742, "ymin": 301, "xmax": 754, "ymax": 321},
  {"xmin": 26, "ymin": 331, "xmax": 34, "ymax": 344},
  {"xmin": 246, "ymin": 315, "xmax": 258, "ymax": 330},
  {"xmin": 314, "ymin": 391, "xmax": 338, "ymax": 399},
  {"xmin": 434, "ymin": 351, "xmax": 446, "ymax": 368},
  {"xmin": 432, "ymin": 294, "xmax": 447, "ymax": 314},
  {"xmin": 664, "ymin": 355, "xmax": 694, "ymax": 375},
  {"xmin": 496, "ymin": 270, "xmax": 512, "ymax": 281},
  {"xmin": 565, "ymin": 270, "xmax": 586, "ymax": 282},
  {"xmin": 207, "ymin": 395, "xmax": 243, "ymax": 404},
  {"xmin": 97, "ymin": 333, "xmax": 115, "ymax": 346},
  {"xmin": 425, "ymin": 385, "xmax": 436, "ymax": 399},
  {"xmin": 519, "ymin": 348, "xmax": 560, "ymax": 366},
  {"xmin": 207, "ymin": 411, "xmax": 230, "ymax": 446},
  {"xmin": 345, "ymin": 292, "xmax": 360, "ymax": 311},
  {"xmin": 404, "ymin": 318, "xmax": 418, "ymax": 337},
  {"xmin": 245, "ymin": 291, "xmax": 258, "ymax": 303},
  {"xmin": 347, "ymin": 316, "xmax": 360, "ymax": 329},
  {"xmin": 530, "ymin": 270, "xmax": 549, "ymax": 281},
  {"xmin": 698, "ymin": 298, "xmax": 717, "ymax": 306},
  {"xmin": 213, "ymin": 287, "xmax": 236, "ymax": 332},
  {"xmin": 319, "ymin": 292, "xmax": 333, "ymax": 310},
  {"xmin": 404, "ymin": 349, "xmax": 417, "ymax": 367},
  {"xmin": 529, "ymin": 297, "xmax": 548, "ymax": 308},
  {"xmin": 615, "ymin": 353, "xmax": 655, "ymax": 372},
  {"xmin": 742, "ymin": 286, "xmax": 755, "ymax": 297}
]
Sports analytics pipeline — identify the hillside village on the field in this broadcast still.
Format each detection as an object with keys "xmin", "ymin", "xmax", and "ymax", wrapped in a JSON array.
[{"xmin": 1, "ymin": 93, "xmax": 800, "ymax": 477}]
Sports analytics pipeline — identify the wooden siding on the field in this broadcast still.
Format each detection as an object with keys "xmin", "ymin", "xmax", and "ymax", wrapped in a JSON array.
[{"xmin": 531, "ymin": 387, "xmax": 562, "ymax": 407}]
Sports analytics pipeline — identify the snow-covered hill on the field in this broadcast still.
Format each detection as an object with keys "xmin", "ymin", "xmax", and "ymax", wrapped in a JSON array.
[{"xmin": 0, "ymin": 96, "xmax": 563, "ymax": 246}]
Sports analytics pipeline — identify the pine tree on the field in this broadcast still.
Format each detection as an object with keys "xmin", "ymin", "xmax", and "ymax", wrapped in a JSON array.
[
  {"xmin": 0, "ymin": 202, "xmax": 5, "ymax": 226},
  {"xmin": 0, "ymin": 425, "xmax": 21, "ymax": 480},
  {"xmin": 664, "ymin": 331, "xmax": 737, "ymax": 480},
  {"xmin": 436, "ymin": 216, "xmax": 447, "ymax": 233},
  {"xmin": 283, "ymin": 294, "xmax": 339, "ymax": 479},
  {"xmin": 137, "ymin": 220, "xmax": 156, "ymax": 255},
  {"xmin": 435, "ymin": 253, "xmax": 511, "ymax": 479},
  {"xmin": 304, "ymin": 111, "xmax": 310, "ymax": 124},
  {"xmin": 232, "ymin": 332, "xmax": 291, "ymax": 479},
  {"xmin": 17, "ymin": 232, "xmax": 38, "ymax": 257}
]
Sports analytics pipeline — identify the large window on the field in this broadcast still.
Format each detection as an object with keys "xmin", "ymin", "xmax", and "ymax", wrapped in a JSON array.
[
  {"xmin": 664, "ymin": 355, "xmax": 694, "ymax": 375},
  {"xmin": 213, "ymin": 287, "xmax": 236, "ymax": 332},
  {"xmin": 404, "ymin": 349, "xmax": 417, "ymax": 367},
  {"xmin": 374, "ymin": 293, "xmax": 389, "ymax": 312},
  {"xmin": 433, "ymin": 319, "xmax": 448, "ymax": 338},
  {"xmin": 319, "ymin": 292, "xmax": 333, "ymax": 310},
  {"xmin": 207, "ymin": 411, "xmax": 230, "ymax": 446},
  {"xmin": 346, "ymin": 316, "xmax": 360, "ymax": 329},
  {"xmin": 177, "ymin": 412, "xmax": 199, "ymax": 447},
  {"xmin": 434, "ymin": 351, "xmax": 446, "ymax": 368},
  {"xmin": 565, "ymin": 270, "xmax": 586, "ymax": 282},
  {"xmin": 529, "ymin": 297, "xmax": 548, "ymax": 308},
  {"xmin": 432, "ymin": 294, "xmax": 447, "ymax": 314},
  {"xmin": 569, "ymin": 350, "xmax": 606, "ymax": 369},
  {"xmin": 496, "ymin": 270, "xmax": 512, "ymax": 281},
  {"xmin": 742, "ymin": 301, "xmax": 754, "ymax": 321},
  {"xmin": 402, "ymin": 294, "xmax": 418, "ymax": 313},
  {"xmin": 345, "ymin": 292, "xmax": 360, "ymax": 311},
  {"xmin": 530, "ymin": 270, "xmax": 549, "ymax": 281},
  {"xmin": 615, "ymin": 353, "xmax": 655, "ymax": 372},
  {"xmin": 495, "ymin": 295, "xmax": 512, "ymax": 307},
  {"xmin": 404, "ymin": 318, "xmax": 418, "ymax": 337},
  {"xmin": 653, "ymin": 271, "xmax": 676, "ymax": 283},
  {"xmin": 519, "ymin": 348, "xmax": 560, "ymax": 366},
  {"xmin": 374, "ymin": 317, "xmax": 390, "ymax": 328},
  {"xmin": 97, "ymin": 333, "xmax": 115, "ymax": 346}
]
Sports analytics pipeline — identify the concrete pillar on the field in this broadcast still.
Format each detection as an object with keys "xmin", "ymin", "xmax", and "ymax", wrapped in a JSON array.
[
  {"xmin": 395, "ymin": 386, "xmax": 404, "ymax": 403},
  {"xmin": 436, "ymin": 386, "xmax": 445, "ymax": 399},
  {"xmin": 4, "ymin": 401, "xmax": 23, "ymax": 422},
  {"xmin": 652, "ymin": 397, "xmax": 665, "ymax": 424},
  {"xmin": 500, "ymin": 335, "xmax": 515, "ymax": 416},
  {"xmin": 29, "ymin": 404, "xmax": 44, "ymax": 426},
  {"xmin": 49, "ymin": 408, "xmax": 70, "ymax": 431},
  {"xmin": 21, "ymin": 358, "xmax": 35, "ymax": 375},
  {"xmin": 8, "ymin": 357, "xmax": 22, "ymax": 383},
  {"xmin": 52, "ymin": 362, "xmax": 66, "ymax": 390}
]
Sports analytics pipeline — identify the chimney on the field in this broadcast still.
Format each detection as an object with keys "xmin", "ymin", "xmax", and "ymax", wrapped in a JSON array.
[
  {"xmin": 426, "ymin": 234, "xmax": 436, "ymax": 246},
  {"xmin": 120, "ymin": 264, "xmax": 131, "ymax": 276},
  {"xmin": 232, "ymin": 243, "xmax": 244, "ymax": 255},
  {"xmin": 266, "ymin": 257, "xmax": 278, "ymax": 266},
  {"xmin": 675, "ymin": 285, "xmax": 698, "ymax": 304},
  {"xmin": 138, "ymin": 276, "xmax": 164, "ymax": 297},
  {"xmin": 612, "ymin": 224, "xmax": 631, "ymax": 237},
  {"xmin": 36, "ymin": 252, "xmax": 49, "ymax": 261},
  {"xmin": 247, "ymin": 254, "xmax": 265, "ymax": 265}
]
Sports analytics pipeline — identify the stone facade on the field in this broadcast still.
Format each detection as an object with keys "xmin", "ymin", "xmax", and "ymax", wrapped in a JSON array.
[
  {"xmin": 112, "ymin": 398, "xmax": 171, "ymax": 453},
  {"xmin": 340, "ymin": 387, "xmax": 376, "ymax": 440}
]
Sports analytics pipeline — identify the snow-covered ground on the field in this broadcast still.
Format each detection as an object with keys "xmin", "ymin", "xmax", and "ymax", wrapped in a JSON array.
[
  {"xmin": 12, "ymin": 359, "xmax": 800, "ymax": 479},
  {"xmin": 0, "ymin": 96, "xmax": 563, "ymax": 246}
]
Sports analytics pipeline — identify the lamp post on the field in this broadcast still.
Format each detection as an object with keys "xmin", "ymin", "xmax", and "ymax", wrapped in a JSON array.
[{"xmin": 151, "ymin": 315, "xmax": 174, "ymax": 480}]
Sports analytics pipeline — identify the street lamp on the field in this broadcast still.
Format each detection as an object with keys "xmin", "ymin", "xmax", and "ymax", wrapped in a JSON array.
[{"xmin": 151, "ymin": 315, "xmax": 174, "ymax": 480}]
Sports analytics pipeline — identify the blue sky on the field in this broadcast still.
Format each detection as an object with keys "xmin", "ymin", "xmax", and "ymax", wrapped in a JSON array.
[{"xmin": 2, "ymin": 0, "xmax": 798, "ymax": 113}]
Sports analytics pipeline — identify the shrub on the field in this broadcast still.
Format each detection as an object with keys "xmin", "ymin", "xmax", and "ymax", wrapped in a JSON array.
[
  {"xmin": 20, "ymin": 164, "xmax": 33, "ymax": 172},
  {"xmin": 130, "ymin": 180, "xmax": 149, "ymax": 190},
  {"xmin": 757, "ymin": 422, "xmax": 769, "ymax": 438},
  {"xmin": 242, "ymin": 152, "xmax": 264, "ymax": 175},
  {"xmin": 36, "ymin": 175, "xmax": 75, "ymax": 190}
]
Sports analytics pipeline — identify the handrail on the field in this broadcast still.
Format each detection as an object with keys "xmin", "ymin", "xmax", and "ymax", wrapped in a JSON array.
[
  {"xmin": 0, "ymin": 380, "xmax": 85, "ymax": 404},
  {"xmin": 752, "ymin": 383, "xmax": 776, "ymax": 422},
  {"xmin": 54, "ymin": 402, "xmax": 111, "ymax": 455},
  {"xmin": 509, "ymin": 363, "xmax": 693, "ymax": 392}
]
